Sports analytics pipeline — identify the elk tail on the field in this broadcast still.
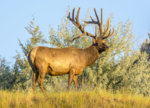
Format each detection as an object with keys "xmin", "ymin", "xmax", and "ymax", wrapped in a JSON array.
[{"xmin": 27, "ymin": 47, "xmax": 38, "ymax": 72}]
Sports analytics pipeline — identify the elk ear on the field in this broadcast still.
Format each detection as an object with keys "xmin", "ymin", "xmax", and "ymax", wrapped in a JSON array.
[{"xmin": 102, "ymin": 39, "xmax": 107, "ymax": 43}]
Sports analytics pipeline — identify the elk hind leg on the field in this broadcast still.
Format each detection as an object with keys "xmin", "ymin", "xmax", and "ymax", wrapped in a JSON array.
[
  {"xmin": 32, "ymin": 72, "xmax": 38, "ymax": 94},
  {"xmin": 37, "ymin": 71, "xmax": 46, "ymax": 95}
]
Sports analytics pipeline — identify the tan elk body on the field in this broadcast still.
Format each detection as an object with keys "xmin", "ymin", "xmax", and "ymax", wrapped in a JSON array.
[{"xmin": 28, "ymin": 8, "xmax": 114, "ymax": 94}]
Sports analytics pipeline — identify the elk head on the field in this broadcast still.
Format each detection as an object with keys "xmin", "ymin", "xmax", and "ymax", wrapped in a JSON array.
[{"xmin": 67, "ymin": 8, "xmax": 114, "ymax": 53}]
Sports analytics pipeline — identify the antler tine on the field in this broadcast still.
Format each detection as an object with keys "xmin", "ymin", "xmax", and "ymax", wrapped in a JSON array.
[
  {"xmin": 101, "ymin": 9, "xmax": 115, "ymax": 39},
  {"xmin": 103, "ymin": 27, "xmax": 114, "ymax": 39},
  {"xmin": 90, "ymin": 16, "xmax": 94, "ymax": 22},
  {"xmin": 103, "ymin": 20, "xmax": 110, "ymax": 36},
  {"xmin": 85, "ymin": 8, "xmax": 100, "ymax": 25},
  {"xmin": 100, "ymin": 8, "xmax": 103, "ymax": 37},
  {"xmin": 71, "ymin": 24, "xmax": 86, "ymax": 42},
  {"xmin": 85, "ymin": 8, "xmax": 103, "ymax": 38},
  {"xmin": 95, "ymin": 24, "xmax": 98, "ymax": 37},
  {"xmin": 72, "ymin": 8, "xmax": 75, "ymax": 21},
  {"xmin": 84, "ymin": 16, "xmax": 97, "ymax": 24},
  {"xmin": 71, "ymin": 34, "xmax": 85, "ymax": 42},
  {"xmin": 94, "ymin": 8, "xmax": 100, "ymax": 25},
  {"xmin": 100, "ymin": 8, "xmax": 103, "ymax": 25},
  {"xmin": 67, "ymin": 8, "xmax": 96, "ymax": 42},
  {"xmin": 76, "ymin": 8, "xmax": 80, "ymax": 25}
]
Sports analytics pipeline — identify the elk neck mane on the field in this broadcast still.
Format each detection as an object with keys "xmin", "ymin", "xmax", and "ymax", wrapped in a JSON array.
[{"xmin": 82, "ymin": 45, "xmax": 100, "ymax": 66}]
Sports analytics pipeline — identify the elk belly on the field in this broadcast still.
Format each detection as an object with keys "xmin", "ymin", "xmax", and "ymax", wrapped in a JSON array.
[{"xmin": 47, "ymin": 62, "xmax": 70, "ymax": 76}]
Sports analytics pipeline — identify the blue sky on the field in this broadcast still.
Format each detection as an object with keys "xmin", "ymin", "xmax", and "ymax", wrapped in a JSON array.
[{"xmin": 0, "ymin": 0, "xmax": 150, "ymax": 64}]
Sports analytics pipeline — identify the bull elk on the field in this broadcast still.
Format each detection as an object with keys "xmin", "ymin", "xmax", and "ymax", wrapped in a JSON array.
[{"xmin": 28, "ymin": 8, "xmax": 114, "ymax": 94}]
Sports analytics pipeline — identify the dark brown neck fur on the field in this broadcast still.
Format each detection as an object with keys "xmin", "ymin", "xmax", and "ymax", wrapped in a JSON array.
[{"xmin": 83, "ymin": 46, "xmax": 100, "ymax": 66}]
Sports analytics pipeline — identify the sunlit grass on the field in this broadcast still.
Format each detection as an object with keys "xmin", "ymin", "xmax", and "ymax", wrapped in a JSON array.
[{"xmin": 0, "ymin": 89, "xmax": 150, "ymax": 108}]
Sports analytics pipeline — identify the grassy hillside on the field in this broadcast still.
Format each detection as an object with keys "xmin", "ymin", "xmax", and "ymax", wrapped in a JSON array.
[{"xmin": 0, "ymin": 90, "xmax": 150, "ymax": 108}]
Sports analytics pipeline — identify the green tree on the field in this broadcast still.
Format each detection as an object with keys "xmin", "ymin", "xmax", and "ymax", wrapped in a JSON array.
[
  {"xmin": 12, "ymin": 19, "xmax": 47, "ymax": 91},
  {"xmin": 14, "ymin": 10, "xmax": 150, "ymax": 96},
  {"xmin": 0, "ymin": 57, "xmax": 14, "ymax": 89}
]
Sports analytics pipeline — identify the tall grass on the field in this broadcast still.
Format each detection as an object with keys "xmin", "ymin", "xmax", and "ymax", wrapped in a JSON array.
[{"xmin": 0, "ymin": 90, "xmax": 150, "ymax": 108}]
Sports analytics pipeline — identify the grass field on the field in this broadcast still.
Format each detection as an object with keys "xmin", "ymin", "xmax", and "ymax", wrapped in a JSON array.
[{"xmin": 0, "ymin": 90, "xmax": 150, "ymax": 108}]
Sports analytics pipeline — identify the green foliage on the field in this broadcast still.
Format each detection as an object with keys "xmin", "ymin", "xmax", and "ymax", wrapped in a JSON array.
[
  {"xmin": 11, "ymin": 53, "xmax": 32, "ymax": 90},
  {"xmin": 83, "ymin": 21, "xmax": 150, "ymax": 96},
  {"xmin": 0, "ymin": 9, "xmax": 149, "ymax": 96},
  {"xmin": 0, "ymin": 57, "xmax": 14, "ymax": 89},
  {"xmin": 19, "ymin": 19, "xmax": 46, "ymax": 56}
]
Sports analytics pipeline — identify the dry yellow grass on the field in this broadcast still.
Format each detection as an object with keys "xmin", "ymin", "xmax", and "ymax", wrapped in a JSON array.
[{"xmin": 0, "ymin": 90, "xmax": 150, "ymax": 108}]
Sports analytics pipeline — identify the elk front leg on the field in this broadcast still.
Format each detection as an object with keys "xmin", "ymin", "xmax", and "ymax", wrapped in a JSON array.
[
  {"xmin": 73, "ymin": 75, "xmax": 79, "ymax": 89},
  {"xmin": 67, "ymin": 69, "xmax": 75, "ymax": 90}
]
